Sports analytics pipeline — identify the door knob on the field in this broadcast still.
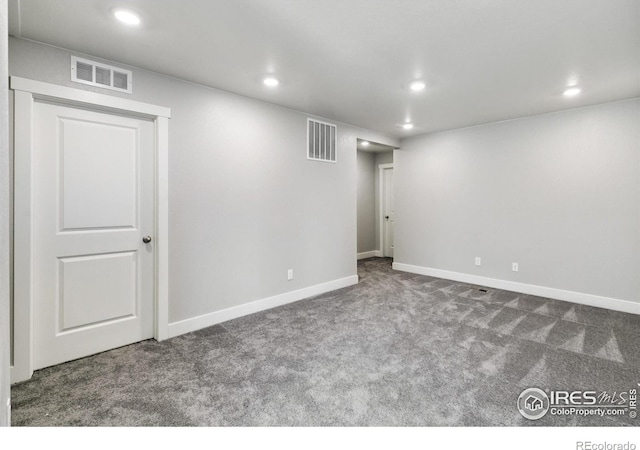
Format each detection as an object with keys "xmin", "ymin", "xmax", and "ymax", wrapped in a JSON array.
[{"xmin": 142, "ymin": 235, "xmax": 152, "ymax": 244}]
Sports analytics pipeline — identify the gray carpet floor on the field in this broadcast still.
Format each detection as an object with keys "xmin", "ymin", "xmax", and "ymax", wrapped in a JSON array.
[{"xmin": 11, "ymin": 258, "xmax": 640, "ymax": 426}]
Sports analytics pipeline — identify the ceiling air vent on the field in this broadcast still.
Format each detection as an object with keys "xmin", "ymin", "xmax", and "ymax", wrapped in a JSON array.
[
  {"xmin": 71, "ymin": 56, "xmax": 132, "ymax": 94},
  {"xmin": 307, "ymin": 118, "xmax": 337, "ymax": 163}
]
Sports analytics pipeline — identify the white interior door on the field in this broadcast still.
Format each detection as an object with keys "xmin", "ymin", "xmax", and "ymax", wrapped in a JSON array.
[
  {"xmin": 383, "ymin": 167, "xmax": 394, "ymax": 257},
  {"xmin": 32, "ymin": 100, "xmax": 155, "ymax": 370}
]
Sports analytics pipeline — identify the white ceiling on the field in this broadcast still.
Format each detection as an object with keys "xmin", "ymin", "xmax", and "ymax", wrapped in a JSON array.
[{"xmin": 8, "ymin": 0, "xmax": 640, "ymax": 138}]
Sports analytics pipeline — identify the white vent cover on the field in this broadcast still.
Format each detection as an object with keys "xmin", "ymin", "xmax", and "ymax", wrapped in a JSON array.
[
  {"xmin": 307, "ymin": 118, "xmax": 337, "ymax": 163},
  {"xmin": 71, "ymin": 56, "xmax": 132, "ymax": 94}
]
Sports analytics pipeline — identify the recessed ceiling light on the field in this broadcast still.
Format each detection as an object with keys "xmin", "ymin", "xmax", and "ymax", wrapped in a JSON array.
[
  {"xmin": 114, "ymin": 9, "xmax": 141, "ymax": 26},
  {"xmin": 263, "ymin": 77, "xmax": 280, "ymax": 87},
  {"xmin": 402, "ymin": 123, "xmax": 414, "ymax": 130},
  {"xmin": 409, "ymin": 81, "xmax": 426, "ymax": 92},
  {"xmin": 361, "ymin": 141, "xmax": 370, "ymax": 147},
  {"xmin": 563, "ymin": 86, "xmax": 581, "ymax": 97}
]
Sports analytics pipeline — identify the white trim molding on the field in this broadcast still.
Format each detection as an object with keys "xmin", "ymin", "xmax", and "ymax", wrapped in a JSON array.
[
  {"xmin": 357, "ymin": 251, "xmax": 382, "ymax": 260},
  {"xmin": 154, "ymin": 116, "xmax": 170, "ymax": 341},
  {"xmin": 392, "ymin": 262, "xmax": 640, "ymax": 316},
  {"xmin": 10, "ymin": 77, "xmax": 171, "ymax": 383},
  {"xmin": 11, "ymin": 89, "xmax": 35, "ymax": 383},
  {"xmin": 168, "ymin": 275, "xmax": 359, "ymax": 338},
  {"xmin": 10, "ymin": 77, "xmax": 170, "ymax": 118}
]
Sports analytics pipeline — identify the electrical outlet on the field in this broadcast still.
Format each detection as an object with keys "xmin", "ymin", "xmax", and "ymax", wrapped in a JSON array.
[
  {"xmin": 475, "ymin": 257, "xmax": 481, "ymax": 266},
  {"xmin": 512, "ymin": 262, "xmax": 519, "ymax": 272},
  {"xmin": 287, "ymin": 269, "xmax": 293, "ymax": 281}
]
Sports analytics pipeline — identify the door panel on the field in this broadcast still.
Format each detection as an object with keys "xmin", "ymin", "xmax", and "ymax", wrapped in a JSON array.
[
  {"xmin": 383, "ymin": 167, "xmax": 395, "ymax": 257},
  {"xmin": 60, "ymin": 118, "xmax": 138, "ymax": 230},
  {"xmin": 58, "ymin": 252, "xmax": 137, "ymax": 331},
  {"xmin": 33, "ymin": 101, "xmax": 154, "ymax": 370}
]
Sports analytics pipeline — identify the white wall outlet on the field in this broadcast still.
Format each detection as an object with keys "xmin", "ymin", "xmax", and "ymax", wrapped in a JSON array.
[
  {"xmin": 287, "ymin": 269, "xmax": 293, "ymax": 281},
  {"xmin": 475, "ymin": 257, "xmax": 481, "ymax": 266},
  {"xmin": 512, "ymin": 262, "xmax": 519, "ymax": 272}
]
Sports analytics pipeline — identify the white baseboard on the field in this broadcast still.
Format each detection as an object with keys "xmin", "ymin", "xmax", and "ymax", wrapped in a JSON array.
[
  {"xmin": 357, "ymin": 250, "xmax": 382, "ymax": 260},
  {"xmin": 392, "ymin": 262, "xmax": 640, "ymax": 315},
  {"xmin": 168, "ymin": 275, "xmax": 359, "ymax": 338}
]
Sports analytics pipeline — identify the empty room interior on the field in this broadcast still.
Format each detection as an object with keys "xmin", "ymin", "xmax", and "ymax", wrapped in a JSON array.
[{"xmin": 1, "ymin": 0, "xmax": 639, "ymax": 428}]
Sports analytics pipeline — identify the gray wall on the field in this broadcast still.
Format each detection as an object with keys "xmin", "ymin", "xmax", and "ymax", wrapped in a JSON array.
[
  {"xmin": 1, "ymin": 0, "xmax": 11, "ymax": 426},
  {"xmin": 8, "ymin": 37, "xmax": 398, "ymax": 326},
  {"xmin": 375, "ymin": 151, "xmax": 393, "ymax": 166},
  {"xmin": 357, "ymin": 151, "xmax": 376, "ymax": 253},
  {"xmin": 395, "ymin": 99, "xmax": 640, "ymax": 303}
]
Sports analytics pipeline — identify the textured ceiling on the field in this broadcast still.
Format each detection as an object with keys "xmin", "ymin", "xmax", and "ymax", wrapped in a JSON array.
[{"xmin": 8, "ymin": 0, "xmax": 640, "ymax": 137}]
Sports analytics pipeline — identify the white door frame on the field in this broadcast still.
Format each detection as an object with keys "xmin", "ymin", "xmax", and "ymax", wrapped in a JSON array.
[
  {"xmin": 10, "ymin": 77, "xmax": 171, "ymax": 383},
  {"xmin": 378, "ymin": 163, "xmax": 393, "ymax": 257}
]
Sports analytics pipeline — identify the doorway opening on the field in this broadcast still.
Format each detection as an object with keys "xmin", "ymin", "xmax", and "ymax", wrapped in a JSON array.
[{"xmin": 356, "ymin": 139, "xmax": 395, "ymax": 261}]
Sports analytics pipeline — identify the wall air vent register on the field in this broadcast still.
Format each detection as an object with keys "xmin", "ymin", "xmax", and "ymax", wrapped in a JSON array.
[
  {"xmin": 307, "ymin": 118, "xmax": 337, "ymax": 163},
  {"xmin": 70, "ymin": 56, "xmax": 132, "ymax": 94}
]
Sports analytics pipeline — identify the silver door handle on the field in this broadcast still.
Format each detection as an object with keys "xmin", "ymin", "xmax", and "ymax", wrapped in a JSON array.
[{"xmin": 142, "ymin": 236, "xmax": 152, "ymax": 244}]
